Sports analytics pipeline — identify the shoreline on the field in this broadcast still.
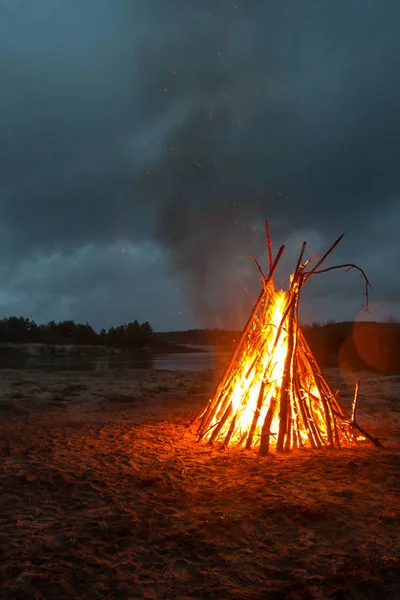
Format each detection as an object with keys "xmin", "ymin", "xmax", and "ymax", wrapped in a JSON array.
[{"xmin": 0, "ymin": 341, "xmax": 206, "ymax": 360}]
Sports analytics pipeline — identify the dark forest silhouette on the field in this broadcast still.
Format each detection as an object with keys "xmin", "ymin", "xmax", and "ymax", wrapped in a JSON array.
[{"xmin": 0, "ymin": 316, "xmax": 153, "ymax": 349}]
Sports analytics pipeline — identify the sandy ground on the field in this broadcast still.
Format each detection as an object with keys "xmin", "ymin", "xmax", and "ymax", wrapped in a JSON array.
[{"xmin": 0, "ymin": 367, "xmax": 399, "ymax": 600}]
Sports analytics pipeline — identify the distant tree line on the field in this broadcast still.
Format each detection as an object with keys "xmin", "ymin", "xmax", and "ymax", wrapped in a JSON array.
[
  {"xmin": 0, "ymin": 316, "xmax": 153, "ymax": 349},
  {"xmin": 158, "ymin": 319, "xmax": 400, "ymax": 373},
  {"xmin": 155, "ymin": 328, "xmax": 239, "ymax": 349},
  {"xmin": 302, "ymin": 319, "xmax": 400, "ymax": 373}
]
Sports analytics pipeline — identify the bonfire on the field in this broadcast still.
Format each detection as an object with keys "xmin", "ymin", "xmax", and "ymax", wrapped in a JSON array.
[{"xmin": 192, "ymin": 222, "xmax": 382, "ymax": 454}]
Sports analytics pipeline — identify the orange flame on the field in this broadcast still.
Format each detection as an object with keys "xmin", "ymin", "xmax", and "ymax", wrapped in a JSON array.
[{"xmin": 200, "ymin": 286, "xmax": 358, "ymax": 451}]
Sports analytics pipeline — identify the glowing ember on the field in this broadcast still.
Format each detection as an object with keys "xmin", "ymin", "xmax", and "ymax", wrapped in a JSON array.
[{"xmin": 191, "ymin": 224, "xmax": 382, "ymax": 454}]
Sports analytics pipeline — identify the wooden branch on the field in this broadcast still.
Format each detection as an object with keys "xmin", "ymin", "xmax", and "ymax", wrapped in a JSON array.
[
  {"xmin": 294, "ymin": 376, "xmax": 319, "ymax": 448},
  {"xmin": 276, "ymin": 300, "xmax": 297, "ymax": 452},
  {"xmin": 259, "ymin": 397, "xmax": 278, "ymax": 455},
  {"xmin": 351, "ymin": 379, "xmax": 360, "ymax": 422},
  {"xmin": 306, "ymin": 362, "xmax": 334, "ymax": 447},
  {"xmin": 246, "ymin": 379, "xmax": 266, "ymax": 449},
  {"xmin": 303, "ymin": 264, "xmax": 372, "ymax": 311},
  {"xmin": 284, "ymin": 280, "xmax": 303, "ymax": 451},
  {"xmin": 294, "ymin": 241, "xmax": 307, "ymax": 276},
  {"xmin": 249, "ymin": 255, "xmax": 268, "ymax": 283},
  {"xmin": 223, "ymin": 414, "xmax": 237, "ymax": 447},
  {"xmin": 304, "ymin": 233, "xmax": 345, "ymax": 283},
  {"xmin": 189, "ymin": 403, "xmax": 209, "ymax": 427},
  {"xmin": 208, "ymin": 401, "xmax": 233, "ymax": 444},
  {"xmin": 350, "ymin": 422, "xmax": 384, "ymax": 448},
  {"xmin": 265, "ymin": 220, "xmax": 273, "ymax": 272}
]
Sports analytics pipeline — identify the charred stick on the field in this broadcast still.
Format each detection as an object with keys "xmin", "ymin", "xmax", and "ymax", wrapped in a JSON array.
[
  {"xmin": 296, "ymin": 376, "xmax": 324, "ymax": 448},
  {"xmin": 199, "ymin": 418, "xmax": 223, "ymax": 440},
  {"xmin": 237, "ymin": 432, "xmax": 248, "ymax": 447},
  {"xmin": 304, "ymin": 263, "xmax": 371, "ymax": 311},
  {"xmin": 286, "ymin": 280, "xmax": 303, "ymax": 451},
  {"xmin": 223, "ymin": 414, "xmax": 238, "ymax": 447},
  {"xmin": 296, "ymin": 354, "xmax": 326, "ymax": 447},
  {"xmin": 294, "ymin": 241, "xmax": 307, "ymax": 277},
  {"xmin": 276, "ymin": 267, "xmax": 306, "ymax": 452},
  {"xmin": 189, "ymin": 402, "xmax": 209, "ymax": 427},
  {"xmin": 292, "ymin": 282, "xmax": 305, "ymax": 449},
  {"xmin": 208, "ymin": 402, "xmax": 233, "ymax": 444},
  {"xmin": 197, "ymin": 399, "xmax": 216, "ymax": 436},
  {"xmin": 308, "ymin": 387, "xmax": 334, "ymax": 447},
  {"xmin": 326, "ymin": 389, "xmax": 341, "ymax": 448},
  {"xmin": 197, "ymin": 387, "xmax": 225, "ymax": 436},
  {"xmin": 350, "ymin": 422, "xmax": 383, "ymax": 448},
  {"xmin": 198, "ymin": 383, "xmax": 234, "ymax": 438},
  {"xmin": 284, "ymin": 410, "xmax": 293, "ymax": 452},
  {"xmin": 291, "ymin": 422, "xmax": 299, "ymax": 450},
  {"xmin": 265, "ymin": 219, "xmax": 273, "ymax": 272},
  {"xmin": 259, "ymin": 397, "xmax": 278, "ymax": 455},
  {"xmin": 246, "ymin": 379, "xmax": 267, "ymax": 449},
  {"xmin": 291, "ymin": 375, "xmax": 304, "ymax": 449},
  {"xmin": 249, "ymin": 255, "xmax": 268, "ymax": 284},
  {"xmin": 276, "ymin": 300, "xmax": 297, "ymax": 452},
  {"xmin": 303, "ymin": 233, "xmax": 345, "ymax": 283},
  {"xmin": 294, "ymin": 376, "xmax": 318, "ymax": 448},
  {"xmin": 293, "ymin": 396, "xmax": 305, "ymax": 448},
  {"xmin": 296, "ymin": 354, "xmax": 328, "ymax": 448},
  {"xmin": 307, "ymin": 362, "xmax": 334, "ymax": 447}
]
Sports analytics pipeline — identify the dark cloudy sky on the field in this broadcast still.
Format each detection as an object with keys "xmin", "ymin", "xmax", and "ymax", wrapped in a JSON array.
[{"xmin": 1, "ymin": 0, "xmax": 400, "ymax": 331}]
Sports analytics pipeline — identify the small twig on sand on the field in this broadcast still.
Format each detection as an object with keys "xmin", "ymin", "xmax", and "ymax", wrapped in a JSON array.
[{"xmin": 351, "ymin": 379, "xmax": 360, "ymax": 423}]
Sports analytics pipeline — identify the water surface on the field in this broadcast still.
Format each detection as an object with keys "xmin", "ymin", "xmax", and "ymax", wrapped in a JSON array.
[{"xmin": 0, "ymin": 351, "xmax": 228, "ymax": 373}]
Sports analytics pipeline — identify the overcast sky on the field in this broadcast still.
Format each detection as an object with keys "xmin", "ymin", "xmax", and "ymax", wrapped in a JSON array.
[{"xmin": 1, "ymin": 0, "xmax": 399, "ymax": 331}]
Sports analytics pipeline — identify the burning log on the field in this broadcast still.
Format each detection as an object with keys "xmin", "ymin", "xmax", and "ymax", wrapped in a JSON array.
[{"xmin": 191, "ymin": 224, "xmax": 381, "ymax": 454}]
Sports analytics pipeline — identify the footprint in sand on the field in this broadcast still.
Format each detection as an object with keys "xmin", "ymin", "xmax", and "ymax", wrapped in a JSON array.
[{"xmin": 170, "ymin": 558, "xmax": 194, "ymax": 580}]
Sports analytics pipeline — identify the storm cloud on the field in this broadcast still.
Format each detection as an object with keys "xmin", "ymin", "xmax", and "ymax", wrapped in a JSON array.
[{"xmin": 1, "ymin": 0, "xmax": 400, "ymax": 330}]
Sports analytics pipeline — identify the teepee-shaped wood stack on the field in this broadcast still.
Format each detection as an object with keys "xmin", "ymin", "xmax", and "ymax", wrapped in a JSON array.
[{"xmin": 192, "ymin": 223, "xmax": 381, "ymax": 454}]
